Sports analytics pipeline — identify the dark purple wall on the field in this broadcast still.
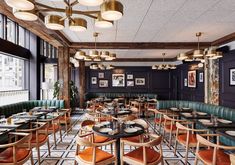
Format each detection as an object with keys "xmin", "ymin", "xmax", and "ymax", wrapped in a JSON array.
[
  {"xmin": 85, "ymin": 66, "xmax": 172, "ymax": 100},
  {"xmin": 219, "ymin": 49, "xmax": 235, "ymax": 108},
  {"xmin": 172, "ymin": 62, "xmax": 204, "ymax": 102}
]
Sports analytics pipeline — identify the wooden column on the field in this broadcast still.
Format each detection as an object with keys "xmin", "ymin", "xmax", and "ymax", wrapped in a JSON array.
[
  {"xmin": 58, "ymin": 47, "xmax": 70, "ymax": 108},
  {"xmin": 79, "ymin": 60, "xmax": 86, "ymax": 108}
]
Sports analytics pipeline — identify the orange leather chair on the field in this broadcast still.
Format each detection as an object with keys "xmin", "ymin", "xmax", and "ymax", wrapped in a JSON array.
[
  {"xmin": 174, "ymin": 122, "xmax": 208, "ymax": 164},
  {"xmin": 74, "ymin": 134, "xmax": 117, "ymax": 165},
  {"xmin": 121, "ymin": 134, "xmax": 164, "ymax": 165},
  {"xmin": 0, "ymin": 132, "xmax": 33, "ymax": 165},
  {"xmin": 17, "ymin": 122, "xmax": 50, "ymax": 164},
  {"xmin": 195, "ymin": 134, "xmax": 235, "ymax": 165}
]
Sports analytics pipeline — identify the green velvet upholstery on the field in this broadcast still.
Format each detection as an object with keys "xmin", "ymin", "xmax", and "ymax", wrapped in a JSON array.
[
  {"xmin": 0, "ymin": 100, "xmax": 64, "ymax": 117},
  {"xmin": 85, "ymin": 92, "xmax": 157, "ymax": 100},
  {"xmin": 157, "ymin": 100, "xmax": 235, "ymax": 146}
]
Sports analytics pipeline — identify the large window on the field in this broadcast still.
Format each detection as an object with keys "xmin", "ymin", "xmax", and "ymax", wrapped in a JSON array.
[
  {"xmin": 0, "ymin": 15, "xmax": 3, "ymax": 39},
  {"xmin": 0, "ymin": 53, "xmax": 26, "ymax": 91},
  {"xmin": 18, "ymin": 26, "xmax": 25, "ymax": 47}
]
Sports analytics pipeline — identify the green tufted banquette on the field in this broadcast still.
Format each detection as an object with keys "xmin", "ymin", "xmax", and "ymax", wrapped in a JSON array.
[
  {"xmin": 0, "ymin": 100, "xmax": 64, "ymax": 117},
  {"xmin": 157, "ymin": 100, "xmax": 235, "ymax": 146}
]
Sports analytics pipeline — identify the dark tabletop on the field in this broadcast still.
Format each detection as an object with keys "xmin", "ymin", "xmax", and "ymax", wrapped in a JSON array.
[
  {"xmin": 93, "ymin": 122, "xmax": 145, "ymax": 139},
  {"xmin": 216, "ymin": 129, "xmax": 235, "ymax": 141}
]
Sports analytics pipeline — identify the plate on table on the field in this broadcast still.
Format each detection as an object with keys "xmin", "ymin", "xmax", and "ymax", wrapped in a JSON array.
[
  {"xmin": 124, "ymin": 121, "xmax": 135, "ymax": 125},
  {"xmin": 199, "ymin": 119, "xmax": 210, "ymax": 123},
  {"xmin": 197, "ymin": 112, "xmax": 207, "ymax": 116},
  {"xmin": 217, "ymin": 119, "xmax": 232, "ymax": 124},
  {"xmin": 124, "ymin": 128, "xmax": 138, "ymax": 133},
  {"xmin": 170, "ymin": 107, "xmax": 179, "ymax": 111},
  {"xmin": 100, "ymin": 121, "xmax": 110, "ymax": 126},
  {"xmin": 134, "ymin": 126, "xmax": 142, "ymax": 131},
  {"xmin": 13, "ymin": 119, "xmax": 26, "ymax": 124},
  {"xmin": 99, "ymin": 128, "xmax": 112, "ymax": 133},
  {"xmin": 225, "ymin": 131, "xmax": 235, "ymax": 136},
  {"xmin": 0, "ymin": 128, "xmax": 10, "ymax": 132},
  {"xmin": 182, "ymin": 107, "xmax": 190, "ymax": 110},
  {"xmin": 181, "ymin": 113, "xmax": 192, "ymax": 117}
]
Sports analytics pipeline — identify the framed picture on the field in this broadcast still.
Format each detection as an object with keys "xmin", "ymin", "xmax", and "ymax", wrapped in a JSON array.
[
  {"xmin": 91, "ymin": 77, "xmax": 97, "ymax": 84},
  {"xmin": 99, "ymin": 80, "xmax": 108, "ymax": 87},
  {"xmin": 112, "ymin": 74, "xmax": 125, "ymax": 87},
  {"xmin": 127, "ymin": 74, "xmax": 133, "ymax": 80},
  {"xmin": 230, "ymin": 68, "xmax": 235, "ymax": 85},
  {"xmin": 127, "ymin": 81, "xmax": 134, "ymax": 87},
  {"xmin": 188, "ymin": 70, "xmax": 196, "ymax": 88},
  {"xmin": 184, "ymin": 78, "xmax": 187, "ymax": 87},
  {"xmin": 135, "ymin": 78, "xmax": 145, "ymax": 85},
  {"xmin": 98, "ymin": 72, "xmax": 104, "ymax": 79},
  {"xmin": 199, "ymin": 72, "xmax": 203, "ymax": 83}
]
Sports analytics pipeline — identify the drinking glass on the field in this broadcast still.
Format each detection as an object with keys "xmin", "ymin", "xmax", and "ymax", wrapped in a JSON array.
[
  {"xmin": 23, "ymin": 109, "xmax": 27, "ymax": 113},
  {"xmin": 0, "ymin": 115, "xmax": 5, "ymax": 124}
]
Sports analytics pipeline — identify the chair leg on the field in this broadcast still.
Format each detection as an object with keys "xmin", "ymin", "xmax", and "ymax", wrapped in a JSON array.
[
  {"xmin": 74, "ymin": 160, "xmax": 77, "ymax": 165},
  {"xmin": 194, "ymin": 155, "xmax": 199, "ymax": 165},
  {"xmin": 169, "ymin": 132, "xmax": 173, "ymax": 148},
  {"xmin": 59, "ymin": 129, "xmax": 63, "ymax": 142},
  {"xmin": 53, "ymin": 132, "xmax": 57, "ymax": 147},
  {"xmin": 185, "ymin": 145, "xmax": 189, "ymax": 165},
  {"xmin": 30, "ymin": 154, "xmax": 34, "ymax": 165},
  {"xmin": 174, "ymin": 140, "xmax": 178, "ymax": 156},
  {"xmin": 161, "ymin": 159, "xmax": 164, "ymax": 165},
  {"xmin": 36, "ymin": 146, "xmax": 41, "ymax": 165},
  {"xmin": 47, "ymin": 139, "xmax": 51, "ymax": 156}
]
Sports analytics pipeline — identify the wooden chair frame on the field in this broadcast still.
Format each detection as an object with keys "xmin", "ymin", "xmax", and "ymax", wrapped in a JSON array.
[
  {"xmin": 0, "ymin": 132, "xmax": 33, "ymax": 165},
  {"xmin": 174, "ymin": 122, "xmax": 208, "ymax": 164},
  {"xmin": 16, "ymin": 122, "xmax": 50, "ymax": 164},
  {"xmin": 74, "ymin": 134, "xmax": 117, "ymax": 165},
  {"xmin": 120, "ymin": 134, "xmax": 164, "ymax": 165},
  {"xmin": 195, "ymin": 134, "xmax": 235, "ymax": 165},
  {"xmin": 59, "ymin": 109, "xmax": 72, "ymax": 134}
]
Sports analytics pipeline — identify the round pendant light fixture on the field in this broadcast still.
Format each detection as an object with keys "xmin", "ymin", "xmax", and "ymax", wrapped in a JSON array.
[
  {"xmin": 75, "ymin": 50, "xmax": 86, "ymax": 60},
  {"xmin": 95, "ymin": 13, "xmax": 113, "ymax": 28},
  {"xmin": 69, "ymin": 18, "xmax": 87, "ymax": 32},
  {"xmin": 5, "ymin": 0, "xmax": 34, "ymax": 10},
  {"xmin": 177, "ymin": 53, "xmax": 187, "ymax": 61},
  {"xmin": 45, "ymin": 15, "xmax": 65, "ymax": 30},
  {"xmin": 101, "ymin": 0, "xmax": 123, "ymax": 21},
  {"xmin": 100, "ymin": 51, "xmax": 110, "ymax": 58},
  {"xmin": 193, "ymin": 32, "xmax": 203, "ymax": 57},
  {"xmin": 152, "ymin": 53, "xmax": 176, "ymax": 70},
  {"xmin": 13, "ymin": 8, "xmax": 38, "ymax": 21},
  {"xmin": 78, "ymin": 0, "xmax": 103, "ymax": 6}
]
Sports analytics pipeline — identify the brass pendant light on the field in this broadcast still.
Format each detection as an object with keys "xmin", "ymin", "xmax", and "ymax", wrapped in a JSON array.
[
  {"xmin": 13, "ymin": 8, "xmax": 38, "ymax": 21},
  {"xmin": 101, "ymin": 0, "xmax": 123, "ymax": 21},
  {"xmin": 193, "ymin": 32, "xmax": 203, "ymax": 57},
  {"xmin": 78, "ymin": 0, "xmax": 103, "ymax": 6},
  {"xmin": 95, "ymin": 13, "xmax": 113, "ymax": 28},
  {"xmin": 45, "ymin": 15, "xmax": 65, "ymax": 30},
  {"xmin": 89, "ymin": 32, "xmax": 99, "ymax": 57},
  {"xmin": 69, "ymin": 18, "xmax": 87, "ymax": 32},
  {"xmin": 5, "ymin": 0, "xmax": 35, "ymax": 10}
]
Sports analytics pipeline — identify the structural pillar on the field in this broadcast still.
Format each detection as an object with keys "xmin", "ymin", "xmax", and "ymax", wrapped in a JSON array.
[
  {"xmin": 79, "ymin": 60, "xmax": 85, "ymax": 108},
  {"xmin": 58, "ymin": 46, "xmax": 70, "ymax": 108}
]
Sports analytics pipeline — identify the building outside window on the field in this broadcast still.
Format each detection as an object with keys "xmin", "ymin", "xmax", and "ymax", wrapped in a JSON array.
[{"xmin": 6, "ymin": 18, "xmax": 16, "ymax": 43}]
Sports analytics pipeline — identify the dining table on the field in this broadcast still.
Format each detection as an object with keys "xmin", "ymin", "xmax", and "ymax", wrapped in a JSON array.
[{"xmin": 92, "ymin": 121, "xmax": 145, "ymax": 165}]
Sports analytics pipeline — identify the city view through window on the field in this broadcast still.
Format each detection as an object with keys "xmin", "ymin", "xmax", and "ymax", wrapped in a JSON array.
[{"xmin": 0, "ymin": 53, "xmax": 25, "ymax": 91}]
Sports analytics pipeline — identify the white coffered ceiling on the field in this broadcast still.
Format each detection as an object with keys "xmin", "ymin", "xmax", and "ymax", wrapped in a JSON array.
[{"xmin": 36, "ymin": 0, "xmax": 235, "ymax": 58}]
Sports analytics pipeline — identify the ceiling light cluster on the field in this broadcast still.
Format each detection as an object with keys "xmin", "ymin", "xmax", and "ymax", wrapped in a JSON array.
[
  {"xmin": 177, "ymin": 32, "xmax": 223, "ymax": 68},
  {"xmin": 5, "ymin": 0, "xmax": 123, "ymax": 31},
  {"xmin": 152, "ymin": 53, "xmax": 177, "ymax": 70},
  {"xmin": 74, "ymin": 32, "xmax": 117, "ymax": 62},
  {"xmin": 90, "ymin": 63, "xmax": 114, "ymax": 70}
]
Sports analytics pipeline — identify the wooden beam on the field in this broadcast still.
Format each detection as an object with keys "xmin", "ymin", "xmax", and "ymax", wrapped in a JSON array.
[
  {"xmin": 211, "ymin": 32, "xmax": 235, "ymax": 46},
  {"xmin": 0, "ymin": 2, "xmax": 70, "ymax": 47},
  {"xmin": 70, "ymin": 42, "xmax": 211, "ymax": 49}
]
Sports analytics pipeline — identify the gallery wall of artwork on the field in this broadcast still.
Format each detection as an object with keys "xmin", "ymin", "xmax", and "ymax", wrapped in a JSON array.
[{"xmin": 86, "ymin": 66, "xmax": 173, "ymax": 100}]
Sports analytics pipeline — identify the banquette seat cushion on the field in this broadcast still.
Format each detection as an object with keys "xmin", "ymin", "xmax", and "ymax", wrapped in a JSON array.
[
  {"xmin": 157, "ymin": 100, "xmax": 235, "ymax": 146},
  {"xmin": 0, "ymin": 100, "xmax": 64, "ymax": 117}
]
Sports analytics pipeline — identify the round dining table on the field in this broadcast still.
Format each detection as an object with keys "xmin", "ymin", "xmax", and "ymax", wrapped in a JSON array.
[{"xmin": 93, "ymin": 121, "xmax": 145, "ymax": 165}]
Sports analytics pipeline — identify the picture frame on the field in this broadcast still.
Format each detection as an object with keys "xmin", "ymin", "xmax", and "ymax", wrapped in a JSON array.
[
  {"xmin": 99, "ymin": 80, "xmax": 108, "ymax": 87},
  {"xmin": 135, "ymin": 78, "xmax": 145, "ymax": 85},
  {"xmin": 98, "ymin": 72, "xmax": 104, "ymax": 79},
  {"xmin": 127, "ymin": 81, "xmax": 134, "ymax": 87},
  {"xmin": 188, "ymin": 70, "xmax": 196, "ymax": 88},
  {"xmin": 229, "ymin": 68, "xmax": 235, "ymax": 85},
  {"xmin": 112, "ymin": 74, "xmax": 125, "ymax": 87},
  {"xmin": 127, "ymin": 74, "xmax": 133, "ymax": 80},
  {"xmin": 91, "ymin": 77, "xmax": 97, "ymax": 85},
  {"xmin": 184, "ymin": 78, "xmax": 188, "ymax": 87},
  {"xmin": 199, "ymin": 72, "xmax": 203, "ymax": 83}
]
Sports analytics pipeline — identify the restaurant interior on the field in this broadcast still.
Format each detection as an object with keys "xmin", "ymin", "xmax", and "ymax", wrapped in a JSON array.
[{"xmin": 1, "ymin": 0, "xmax": 235, "ymax": 165}]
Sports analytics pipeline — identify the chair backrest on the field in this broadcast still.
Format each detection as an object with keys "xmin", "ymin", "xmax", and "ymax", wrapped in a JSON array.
[{"xmin": 81, "ymin": 120, "xmax": 95, "ymax": 127}]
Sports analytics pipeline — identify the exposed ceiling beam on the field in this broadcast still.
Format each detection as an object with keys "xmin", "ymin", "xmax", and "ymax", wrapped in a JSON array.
[
  {"xmin": 70, "ymin": 42, "xmax": 211, "ymax": 49},
  {"xmin": 212, "ymin": 32, "xmax": 235, "ymax": 46},
  {"xmin": 0, "ymin": 2, "xmax": 70, "ymax": 47}
]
